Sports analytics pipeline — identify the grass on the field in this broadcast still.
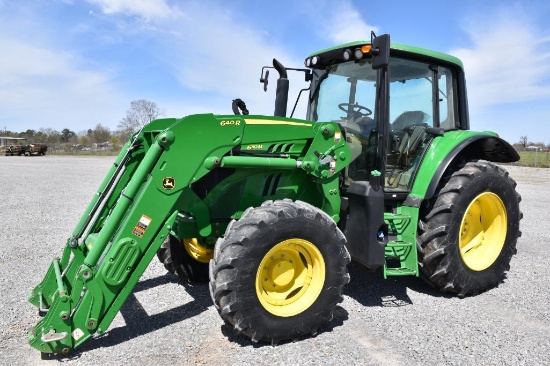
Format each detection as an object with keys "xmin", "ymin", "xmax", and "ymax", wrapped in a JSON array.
[{"xmin": 509, "ymin": 151, "xmax": 550, "ymax": 168}]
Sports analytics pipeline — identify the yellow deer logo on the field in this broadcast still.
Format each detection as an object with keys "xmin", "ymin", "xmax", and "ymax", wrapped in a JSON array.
[{"xmin": 162, "ymin": 177, "xmax": 176, "ymax": 190}]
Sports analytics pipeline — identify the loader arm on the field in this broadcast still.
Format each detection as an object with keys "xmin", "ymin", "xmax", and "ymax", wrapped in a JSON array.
[{"xmin": 28, "ymin": 114, "xmax": 350, "ymax": 355}]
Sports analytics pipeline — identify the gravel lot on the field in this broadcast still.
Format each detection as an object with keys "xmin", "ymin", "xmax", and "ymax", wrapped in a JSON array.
[{"xmin": 0, "ymin": 156, "xmax": 548, "ymax": 365}]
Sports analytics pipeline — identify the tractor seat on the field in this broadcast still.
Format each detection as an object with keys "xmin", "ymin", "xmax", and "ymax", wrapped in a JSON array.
[{"xmin": 391, "ymin": 110, "xmax": 430, "ymax": 131}]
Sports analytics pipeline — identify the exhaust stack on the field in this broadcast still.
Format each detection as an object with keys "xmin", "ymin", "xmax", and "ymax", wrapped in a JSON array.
[{"xmin": 273, "ymin": 59, "xmax": 289, "ymax": 117}]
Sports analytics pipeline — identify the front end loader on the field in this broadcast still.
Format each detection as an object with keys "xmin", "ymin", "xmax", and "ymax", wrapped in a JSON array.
[{"xmin": 28, "ymin": 33, "xmax": 521, "ymax": 355}]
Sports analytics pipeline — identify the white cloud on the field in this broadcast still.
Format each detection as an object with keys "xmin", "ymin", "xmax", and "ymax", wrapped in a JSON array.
[
  {"xmin": 87, "ymin": 0, "xmax": 177, "ymax": 20},
  {"xmin": 78, "ymin": 1, "xmax": 311, "ymax": 118},
  {"xmin": 450, "ymin": 8, "xmax": 550, "ymax": 112},
  {"xmin": 143, "ymin": 3, "xmax": 310, "ymax": 117},
  {"xmin": 0, "ymin": 1, "xmax": 313, "ymax": 135},
  {"xmin": 323, "ymin": 0, "xmax": 379, "ymax": 44},
  {"xmin": 0, "ymin": 37, "xmax": 125, "ymax": 132},
  {"xmin": 94, "ymin": 0, "xmax": 378, "ymax": 119}
]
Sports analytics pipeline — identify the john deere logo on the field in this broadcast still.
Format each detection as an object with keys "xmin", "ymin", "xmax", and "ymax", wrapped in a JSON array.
[{"xmin": 162, "ymin": 177, "xmax": 175, "ymax": 190}]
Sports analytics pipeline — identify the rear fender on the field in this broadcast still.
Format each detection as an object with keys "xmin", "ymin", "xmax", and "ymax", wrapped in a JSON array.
[
  {"xmin": 425, "ymin": 135, "xmax": 518, "ymax": 200},
  {"xmin": 408, "ymin": 131, "xmax": 518, "ymax": 203}
]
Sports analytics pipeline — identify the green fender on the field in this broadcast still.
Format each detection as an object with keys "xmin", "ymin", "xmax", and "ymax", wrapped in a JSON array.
[{"xmin": 408, "ymin": 130, "xmax": 519, "ymax": 203}]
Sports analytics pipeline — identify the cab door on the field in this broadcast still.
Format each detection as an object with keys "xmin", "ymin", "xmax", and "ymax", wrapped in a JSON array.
[{"xmin": 384, "ymin": 59, "xmax": 458, "ymax": 193}]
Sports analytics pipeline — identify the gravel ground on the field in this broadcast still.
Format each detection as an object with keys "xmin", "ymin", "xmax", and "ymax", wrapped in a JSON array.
[{"xmin": 0, "ymin": 156, "xmax": 548, "ymax": 365}]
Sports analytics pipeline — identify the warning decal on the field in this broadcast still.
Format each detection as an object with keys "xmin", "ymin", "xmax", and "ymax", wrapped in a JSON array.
[{"xmin": 133, "ymin": 215, "xmax": 152, "ymax": 237}]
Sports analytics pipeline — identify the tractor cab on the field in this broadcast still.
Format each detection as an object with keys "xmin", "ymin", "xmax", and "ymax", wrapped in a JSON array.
[{"xmin": 305, "ymin": 36, "xmax": 464, "ymax": 195}]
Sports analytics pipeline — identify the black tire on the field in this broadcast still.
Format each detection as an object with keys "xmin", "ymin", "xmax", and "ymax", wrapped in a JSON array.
[
  {"xmin": 209, "ymin": 199, "xmax": 350, "ymax": 343},
  {"xmin": 156, "ymin": 235, "xmax": 209, "ymax": 283},
  {"xmin": 418, "ymin": 160, "xmax": 522, "ymax": 297}
]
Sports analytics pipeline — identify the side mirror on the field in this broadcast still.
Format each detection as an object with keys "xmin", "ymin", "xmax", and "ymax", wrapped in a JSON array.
[
  {"xmin": 260, "ymin": 68, "xmax": 270, "ymax": 92},
  {"xmin": 371, "ymin": 33, "xmax": 390, "ymax": 70}
]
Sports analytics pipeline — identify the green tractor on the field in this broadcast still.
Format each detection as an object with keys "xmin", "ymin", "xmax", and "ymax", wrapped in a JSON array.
[{"xmin": 28, "ymin": 33, "xmax": 521, "ymax": 355}]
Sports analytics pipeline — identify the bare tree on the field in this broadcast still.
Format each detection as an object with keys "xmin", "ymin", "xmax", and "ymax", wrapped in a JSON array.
[
  {"xmin": 40, "ymin": 128, "xmax": 61, "ymax": 144},
  {"xmin": 117, "ymin": 99, "xmax": 164, "ymax": 141},
  {"xmin": 519, "ymin": 135, "xmax": 528, "ymax": 149}
]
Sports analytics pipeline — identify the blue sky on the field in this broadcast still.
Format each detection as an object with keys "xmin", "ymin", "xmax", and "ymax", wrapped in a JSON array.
[{"xmin": 1, "ymin": 0, "xmax": 549, "ymax": 145}]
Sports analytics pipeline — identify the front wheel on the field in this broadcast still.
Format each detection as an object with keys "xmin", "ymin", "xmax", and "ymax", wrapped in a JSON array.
[
  {"xmin": 209, "ymin": 199, "xmax": 350, "ymax": 343},
  {"xmin": 157, "ymin": 235, "xmax": 210, "ymax": 283},
  {"xmin": 418, "ymin": 160, "xmax": 522, "ymax": 297}
]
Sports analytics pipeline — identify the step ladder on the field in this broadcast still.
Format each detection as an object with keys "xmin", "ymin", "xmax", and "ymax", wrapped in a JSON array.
[{"xmin": 383, "ymin": 212, "xmax": 419, "ymax": 278}]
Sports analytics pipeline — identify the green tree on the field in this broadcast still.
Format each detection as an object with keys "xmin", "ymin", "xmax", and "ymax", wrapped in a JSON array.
[
  {"xmin": 78, "ymin": 135, "xmax": 90, "ymax": 146},
  {"xmin": 34, "ymin": 131, "xmax": 47, "ymax": 143},
  {"xmin": 61, "ymin": 128, "xmax": 76, "ymax": 143},
  {"xmin": 20, "ymin": 129, "xmax": 36, "ymax": 141}
]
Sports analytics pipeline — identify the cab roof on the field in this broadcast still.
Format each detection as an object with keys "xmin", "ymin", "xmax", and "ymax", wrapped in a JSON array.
[{"xmin": 309, "ymin": 41, "xmax": 464, "ymax": 70}]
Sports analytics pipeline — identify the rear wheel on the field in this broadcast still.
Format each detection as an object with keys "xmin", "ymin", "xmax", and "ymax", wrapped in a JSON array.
[
  {"xmin": 157, "ymin": 235, "xmax": 210, "ymax": 282},
  {"xmin": 418, "ymin": 160, "xmax": 521, "ymax": 297},
  {"xmin": 210, "ymin": 199, "xmax": 350, "ymax": 343}
]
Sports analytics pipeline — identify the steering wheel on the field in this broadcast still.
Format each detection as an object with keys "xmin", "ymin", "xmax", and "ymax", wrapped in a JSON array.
[{"xmin": 338, "ymin": 103, "xmax": 372, "ymax": 118}]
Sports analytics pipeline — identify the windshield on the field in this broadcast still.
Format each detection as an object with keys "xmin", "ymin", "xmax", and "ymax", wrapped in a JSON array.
[
  {"xmin": 308, "ymin": 56, "xmax": 457, "ymax": 130},
  {"xmin": 308, "ymin": 60, "xmax": 377, "ymax": 123}
]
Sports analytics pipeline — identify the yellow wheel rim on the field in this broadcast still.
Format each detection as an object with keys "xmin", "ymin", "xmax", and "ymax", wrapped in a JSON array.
[
  {"xmin": 255, "ymin": 238, "xmax": 325, "ymax": 317},
  {"xmin": 183, "ymin": 238, "xmax": 213, "ymax": 263},
  {"xmin": 459, "ymin": 192, "xmax": 507, "ymax": 271}
]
